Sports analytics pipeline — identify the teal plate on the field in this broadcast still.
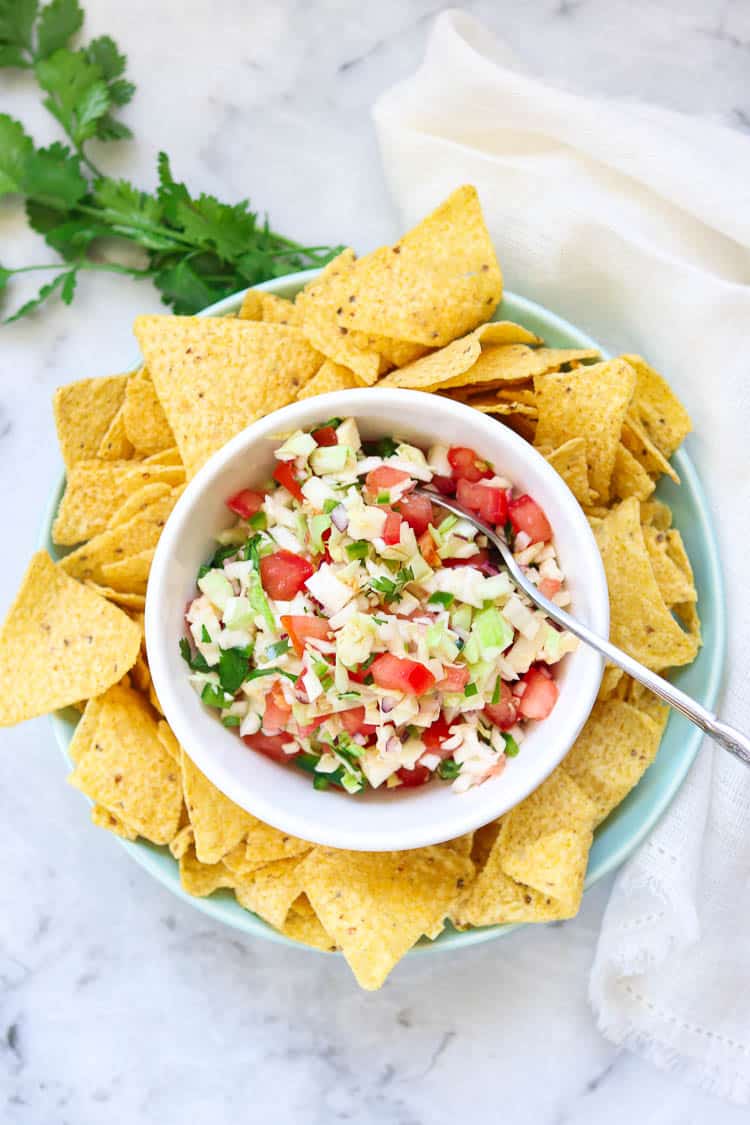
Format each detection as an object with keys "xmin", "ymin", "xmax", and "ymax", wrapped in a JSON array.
[{"xmin": 46, "ymin": 274, "xmax": 727, "ymax": 954}]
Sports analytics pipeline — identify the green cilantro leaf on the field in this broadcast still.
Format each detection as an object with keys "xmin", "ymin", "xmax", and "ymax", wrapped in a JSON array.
[
  {"xmin": 179, "ymin": 636, "xmax": 209, "ymax": 673},
  {"xmin": 218, "ymin": 647, "xmax": 251, "ymax": 694},
  {"xmin": 0, "ymin": 44, "xmax": 30, "ymax": 66},
  {"xmin": 23, "ymin": 141, "xmax": 86, "ymax": 208},
  {"xmin": 36, "ymin": 0, "xmax": 83, "ymax": 59},
  {"xmin": 0, "ymin": 114, "xmax": 33, "ymax": 195},
  {"xmin": 84, "ymin": 34, "xmax": 124, "ymax": 79},
  {"xmin": 0, "ymin": 0, "xmax": 38, "ymax": 51},
  {"xmin": 437, "ymin": 759, "xmax": 461, "ymax": 780},
  {"xmin": 4, "ymin": 268, "xmax": 71, "ymax": 321},
  {"xmin": 35, "ymin": 48, "xmax": 110, "ymax": 145}
]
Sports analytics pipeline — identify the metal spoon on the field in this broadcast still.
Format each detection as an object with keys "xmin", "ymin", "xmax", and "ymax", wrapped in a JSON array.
[{"xmin": 414, "ymin": 488, "xmax": 750, "ymax": 766}]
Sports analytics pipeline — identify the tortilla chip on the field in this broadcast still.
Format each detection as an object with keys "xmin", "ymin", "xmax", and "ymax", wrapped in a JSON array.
[
  {"xmin": 180, "ymin": 846, "xmax": 236, "ymax": 896},
  {"xmin": 461, "ymin": 399, "xmax": 538, "ymax": 417},
  {"xmin": 180, "ymin": 750, "xmax": 255, "ymax": 864},
  {"xmin": 455, "ymin": 853, "xmax": 565, "ymax": 926},
  {"xmin": 597, "ymin": 664, "xmax": 624, "ymax": 700},
  {"xmin": 52, "ymin": 461, "xmax": 183, "ymax": 546},
  {"xmin": 155, "ymin": 720, "xmax": 180, "ymax": 763},
  {"xmin": 107, "ymin": 483, "xmax": 174, "ymax": 531},
  {"xmin": 622, "ymin": 414, "xmax": 679, "ymax": 484},
  {"xmin": 68, "ymin": 696, "xmax": 103, "ymax": 764},
  {"xmin": 237, "ymin": 289, "xmax": 263, "ymax": 320},
  {"xmin": 562, "ymin": 698, "xmax": 664, "ymax": 825},
  {"xmin": 378, "ymin": 330, "xmax": 482, "ymax": 390},
  {"xmin": 122, "ymin": 367, "xmax": 176, "ymax": 456},
  {"xmin": 643, "ymin": 526, "xmax": 698, "ymax": 606},
  {"xmin": 234, "ymin": 857, "xmax": 307, "ymax": 929},
  {"xmin": 335, "ymin": 186, "xmax": 502, "ymax": 346},
  {"xmin": 60, "ymin": 488, "xmax": 182, "ymax": 584},
  {"xmin": 622, "ymin": 354, "xmax": 692, "ymax": 457},
  {"xmin": 84, "ymin": 583, "xmax": 147, "ymax": 610},
  {"xmin": 611, "ymin": 443, "xmax": 656, "ymax": 501},
  {"xmin": 97, "ymin": 402, "xmax": 135, "ymax": 461},
  {"xmin": 534, "ymin": 359, "xmax": 637, "ymax": 502},
  {"xmin": 142, "ymin": 446, "xmax": 182, "ymax": 467},
  {"xmin": 296, "ymin": 359, "xmax": 361, "ymax": 400},
  {"xmin": 169, "ymin": 823, "xmax": 195, "ymax": 859},
  {"xmin": 100, "ymin": 549, "xmax": 155, "ymax": 594},
  {"xmin": 243, "ymin": 821, "xmax": 312, "ymax": 866},
  {"xmin": 434, "ymin": 346, "xmax": 600, "ymax": 394},
  {"xmin": 543, "ymin": 438, "xmax": 596, "ymax": 506},
  {"xmin": 622, "ymin": 677, "xmax": 671, "ymax": 731},
  {"xmin": 295, "ymin": 251, "xmax": 382, "ymax": 384},
  {"xmin": 91, "ymin": 803, "xmax": 138, "ymax": 840},
  {"xmin": 134, "ymin": 316, "xmax": 322, "ymax": 477},
  {"xmin": 0, "ymin": 553, "xmax": 141, "ymax": 725},
  {"xmin": 281, "ymin": 906, "xmax": 337, "ymax": 951},
  {"xmin": 640, "ymin": 498, "xmax": 673, "ymax": 530},
  {"xmin": 594, "ymin": 498, "xmax": 700, "ymax": 671},
  {"xmin": 69, "ymin": 684, "xmax": 182, "ymax": 843},
  {"xmin": 53, "ymin": 374, "xmax": 129, "ymax": 469},
  {"xmin": 300, "ymin": 846, "xmax": 473, "ymax": 990},
  {"xmin": 258, "ymin": 292, "xmax": 302, "ymax": 326}
]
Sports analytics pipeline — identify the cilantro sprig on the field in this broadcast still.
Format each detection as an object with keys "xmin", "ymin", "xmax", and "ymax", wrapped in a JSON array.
[{"xmin": 0, "ymin": 0, "xmax": 341, "ymax": 321}]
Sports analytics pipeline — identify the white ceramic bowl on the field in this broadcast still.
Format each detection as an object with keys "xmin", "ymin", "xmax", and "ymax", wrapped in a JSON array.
[{"xmin": 146, "ymin": 388, "xmax": 608, "ymax": 851}]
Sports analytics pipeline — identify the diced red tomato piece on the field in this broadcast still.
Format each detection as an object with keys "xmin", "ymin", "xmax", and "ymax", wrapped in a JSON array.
[
  {"xmin": 346, "ymin": 662, "xmax": 372, "ymax": 684},
  {"xmin": 396, "ymin": 493, "xmax": 434, "ymax": 537},
  {"xmin": 382, "ymin": 510, "xmax": 403, "ymax": 545},
  {"xmin": 226, "ymin": 488, "xmax": 265, "ymax": 519},
  {"xmin": 518, "ymin": 667, "xmax": 559, "ymax": 719},
  {"xmin": 396, "ymin": 763, "xmax": 432, "ymax": 787},
  {"xmin": 370, "ymin": 654, "xmax": 436, "ymax": 696},
  {"xmin": 448, "ymin": 446, "xmax": 492, "ymax": 483},
  {"xmin": 432, "ymin": 474, "xmax": 457, "ymax": 496},
  {"xmin": 339, "ymin": 706, "xmax": 377, "ymax": 737},
  {"xmin": 312, "ymin": 425, "xmax": 338, "ymax": 447},
  {"xmin": 484, "ymin": 681, "xmax": 519, "ymax": 731},
  {"xmin": 242, "ymin": 731, "xmax": 299, "ymax": 763},
  {"xmin": 260, "ymin": 550, "xmax": 314, "ymax": 600},
  {"xmin": 364, "ymin": 465, "xmax": 411, "ymax": 500},
  {"xmin": 436, "ymin": 664, "xmax": 471, "ymax": 693},
  {"xmin": 456, "ymin": 479, "xmax": 508, "ymax": 526},
  {"xmin": 280, "ymin": 613, "xmax": 332, "ymax": 656},
  {"xmin": 418, "ymin": 529, "xmax": 441, "ymax": 568},
  {"xmin": 421, "ymin": 715, "xmax": 452, "ymax": 752},
  {"xmin": 273, "ymin": 460, "xmax": 305, "ymax": 502},
  {"xmin": 298, "ymin": 713, "xmax": 331, "ymax": 737},
  {"xmin": 508, "ymin": 494, "xmax": 552, "ymax": 543},
  {"xmin": 442, "ymin": 548, "xmax": 497, "ymax": 576},
  {"xmin": 262, "ymin": 686, "xmax": 292, "ymax": 735},
  {"xmin": 538, "ymin": 577, "xmax": 561, "ymax": 599}
]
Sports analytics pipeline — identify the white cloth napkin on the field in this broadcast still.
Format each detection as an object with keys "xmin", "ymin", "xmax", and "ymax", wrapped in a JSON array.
[{"xmin": 374, "ymin": 10, "xmax": 750, "ymax": 1104}]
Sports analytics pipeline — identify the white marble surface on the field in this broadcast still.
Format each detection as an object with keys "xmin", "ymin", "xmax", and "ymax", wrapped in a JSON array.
[{"xmin": 2, "ymin": 1, "xmax": 749, "ymax": 1121}]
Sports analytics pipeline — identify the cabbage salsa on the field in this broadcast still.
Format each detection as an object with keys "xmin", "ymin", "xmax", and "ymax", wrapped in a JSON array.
[{"xmin": 180, "ymin": 418, "xmax": 577, "ymax": 795}]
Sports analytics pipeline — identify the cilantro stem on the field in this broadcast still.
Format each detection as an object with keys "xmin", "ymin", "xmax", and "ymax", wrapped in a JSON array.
[{"xmin": 5, "ymin": 262, "xmax": 152, "ymax": 279}]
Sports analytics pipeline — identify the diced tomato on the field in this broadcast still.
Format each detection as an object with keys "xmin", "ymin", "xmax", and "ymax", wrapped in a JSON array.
[
  {"xmin": 312, "ymin": 425, "xmax": 338, "ymax": 447},
  {"xmin": 364, "ymin": 465, "xmax": 411, "ymax": 500},
  {"xmin": 538, "ymin": 577, "xmax": 561, "ymax": 599},
  {"xmin": 339, "ymin": 706, "xmax": 377, "ymax": 737},
  {"xmin": 418, "ymin": 529, "xmax": 441, "ymax": 568},
  {"xmin": 436, "ymin": 664, "xmax": 470, "ymax": 693},
  {"xmin": 396, "ymin": 763, "xmax": 432, "ymax": 787},
  {"xmin": 260, "ymin": 550, "xmax": 314, "ymax": 600},
  {"xmin": 432, "ymin": 474, "xmax": 456, "ymax": 497},
  {"xmin": 280, "ymin": 613, "xmax": 332, "ymax": 656},
  {"xmin": 518, "ymin": 667, "xmax": 559, "ymax": 719},
  {"xmin": 262, "ymin": 686, "xmax": 292, "ymax": 735},
  {"xmin": 273, "ymin": 460, "xmax": 305, "ymax": 502},
  {"xmin": 242, "ymin": 731, "xmax": 299, "ymax": 763},
  {"xmin": 442, "ymin": 548, "xmax": 497, "ymax": 576},
  {"xmin": 484, "ymin": 681, "xmax": 518, "ymax": 731},
  {"xmin": 508, "ymin": 494, "xmax": 552, "ymax": 543},
  {"xmin": 298, "ymin": 713, "xmax": 331, "ymax": 737},
  {"xmin": 370, "ymin": 654, "xmax": 436, "ymax": 696},
  {"xmin": 346, "ymin": 662, "xmax": 372, "ymax": 684},
  {"xmin": 421, "ymin": 716, "xmax": 456, "ymax": 760},
  {"xmin": 448, "ymin": 446, "xmax": 492, "ymax": 483},
  {"xmin": 396, "ymin": 493, "xmax": 434, "ymax": 537},
  {"xmin": 382, "ymin": 510, "xmax": 403, "ymax": 545},
  {"xmin": 456, "ymin": 479, "xmax": 508, "ymax": 526},
  {"xmin": 226, "ymin": 488, "xmax": 265, "ymax": 519}
]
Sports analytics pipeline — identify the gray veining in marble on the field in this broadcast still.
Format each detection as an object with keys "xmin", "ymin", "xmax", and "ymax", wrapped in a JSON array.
[{"xmin": 2, "ymin": 2, "xmax": 749, "ymax": 1121}]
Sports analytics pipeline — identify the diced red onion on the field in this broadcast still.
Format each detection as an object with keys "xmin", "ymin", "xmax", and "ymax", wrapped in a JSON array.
[
  {"xmin": 380, "ymin": 697, "xmax": 396, "ymax": 714},
  {"xmin": 330, "ymin": 504, "xmax": 349, "ymax": 532},
  {"xmin": 385, "ymin": 736, "xmax": 401, "ymax": 755}
]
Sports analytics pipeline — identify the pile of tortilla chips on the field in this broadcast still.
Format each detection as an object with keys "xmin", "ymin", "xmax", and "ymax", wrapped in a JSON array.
[{"xmin": 0, "ymin": 186, "xmax": 700, "ymax": 990}]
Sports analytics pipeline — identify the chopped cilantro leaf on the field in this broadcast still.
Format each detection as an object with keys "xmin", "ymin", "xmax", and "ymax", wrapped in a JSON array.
[
  {"xmin": 428, "ymin": 591, "xmax": 454, "ymax": 607},
  {"xmin": 244, "ymin": 666, "xmax": 298, "ymax": 683},
  {"xmin": 464, "ymin": 682, "xmax": 478, "ymax": 698},
  {"xmin": 217, "ymin": 647, "xmax": 250, "ymax": 694},
  {"xmin": 437, "ymin": 758, "xmax": 461, "ymax": 780},
  {"xmin": 222, "ymin": 714, "xmax": 241, "ymax": 728},
  {"xmin": 376, "ymin": 436, "xmax": 398, "ymax": 458},
  {"xmin": 504, "ymin": 733, "xmax": 520, "ymax": 757},
  {"xmin": 201, "ymin": 682, "xmax": 229, "ymax": 709},
  {"xmin": 179, "ymin": 636, "xmax": 209, "ymax": 672},
  {"xmin": 201, "ymin": 624, "xmax": 211, "ymax": 643}
]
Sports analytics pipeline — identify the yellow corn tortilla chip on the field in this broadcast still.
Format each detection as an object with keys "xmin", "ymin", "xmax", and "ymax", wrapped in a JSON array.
[
  {"xmin": 156, "ymin": 720, "xmax": 180, "ymax": 764},
  {"xmin": 53, "ymin": 461, "xmax": 183, "ymax": 546},
  {"xmin": 461, "ymin": 399, "xmax": 538, "ymax": 417},
  {"xmin": 296, "ymin": 359, "xmax": 361, "ymax": 400},
  {"xmin": 643, "ymin": 526, "xmax": 697, "ymax": 606},
  {"xmin": 96, "ymin": 404, "xmax": 134, "ymax": 460},
  {"xmin": 543, "ymin": 438, "xmax": 596, "ymax": 506},
  {"xmin": 622, "ymin": 413, "xmax": 679, "ymax": 484},
  {"xmin": 597, "ymin": 664, "xmax": 625, "ymax": 700},
  {"xmin": 300, "ymin": 846, "xmax": 473, "ymax": 990},
  {"xmin": 335, "ymin": 186, "xmax": 503, "ymax": 346},
  {"xmin": 142, "ymin": 446, "xmax": 182, "ymax": 467},
  {"xmin": 258, "ymin": 292, "xmax": 302, "ymax": 326},
  {"xmin": 180, "ymin": 750, "xmax": 255, "ymax": 864},
  {"xmin": 640, "ymin": 498, "xmax": 673, "ymax": 530},
  {"xmin": 169, "ymin": 823, "xmax": 194, "ymax": 859},
  {"xmin": 243, "ymin": 821, "xmax": 312, "ymax": 866},
  {"xmin": 222, "ymin": 844, "xmax": 272, "ymax": 879},
  {"xmin": 295, "ymin": 251, "xmax": 382, "ymax": 384},
  {"xmin": 100, "ymin": 549, "xmax": 155, "ymax": 594},
  {"xmin": 455, "ymin": 852, "xmax": 565, "ymax": 927},
  {"xmin": 595, "ymin": 498, "xmax": 700, "ymax": 671},
  {"xmin": 91, "ymin": 803, "xmax": 138, "ymax": 840},
  {"xmin": 562, "ymin": 698, "xmax": 664, "ymax": 825},
  {"xmin": 69, "ymin": 684, "xmax": 182, "ymax": 844},
  {"xmin": 378, "ymin": 330, "xmax": 482, "ymax": 390},
  {"xmin": 53, "ymin": 374, "xmax": 129, "ymax": 469},
  {"xmin": 434, "ymin": 346, "xmax": 600, "ymax": 394},
  {"xmin": 622, "ymin": 354, "xmax": 692, "ymax": 457},
  {"xmin": 611, "ymin": 443, "xmax": 656, "ymax": 501},
  {"xmin": 122, "ymin": 367, "xmax": 176, "ymax": 456},
  {"xmin": 534, "ymin": 359, "xmax": 637, "ymax": 502},
  {"xmin": 180, "ymin": 846, "xmax": 236, "ymax": 897},
  {"xmin": 84, "ymin": 582, "xmax": 146, "ymax": 610},
  {"xmin": 622, "ymin": 677, "xmax": 671, "ymax": 730},
  {"xmin": 134, "ymin": 316, "xmax": 322, "ymax": 477},
  {"xmin": 60, "ymin": 487, "xmax": 182, "ymax": 583},
  {"xmin": 106, "ymin": 483, "xmax": 173, "ymax": 530},
  {"xmin": 237, "ymin": 289, "xmax": 263, "ymax": 320},
  {"xmin": 281, "ymin": 907, "xmax": 336, "ymax": 952},
  {"xmin": 0, "ymin": 553, "xmax": 141, "ymax": 725},
  {"xmin": 68, "ymin": 696, "xmax": 103, "ymax": 764},
  {"xmin": 234, "ymin": 857, "xmax": 307, "ymax": 929}
]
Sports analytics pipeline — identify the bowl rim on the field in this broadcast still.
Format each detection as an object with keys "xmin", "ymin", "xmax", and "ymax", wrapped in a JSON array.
[
  {"xmin": 42, "ymin": 276, "xmax": 728, "ymax": 954},
  {"xmin": 144, "ymin": 389, "xmax": 608, "ymax": 852}
]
